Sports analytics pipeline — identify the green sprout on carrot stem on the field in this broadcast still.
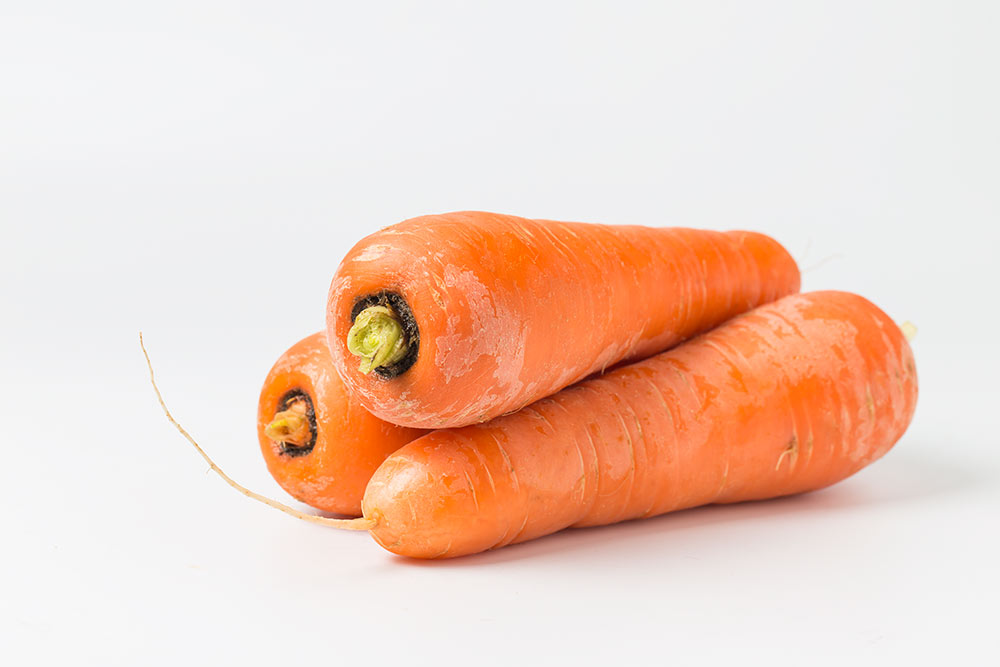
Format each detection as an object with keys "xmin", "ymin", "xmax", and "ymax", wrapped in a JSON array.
[{"xmin": 346, "ymin": 305, "xmax": 408, "ymax": 374}]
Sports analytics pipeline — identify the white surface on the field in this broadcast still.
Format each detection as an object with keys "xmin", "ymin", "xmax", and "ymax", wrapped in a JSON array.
[{"xmin": 2, "ymin": 2, "xmax": 998, "ymax": 665}]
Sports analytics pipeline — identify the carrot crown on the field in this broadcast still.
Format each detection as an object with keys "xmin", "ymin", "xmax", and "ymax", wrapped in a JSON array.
[
  {"xmin": 264, "ymin": 396, "xmax": 312, "ymax": 449},
  {"xmin": 346, "ymin": 305, "xmax": 409, "ymax": 374}
]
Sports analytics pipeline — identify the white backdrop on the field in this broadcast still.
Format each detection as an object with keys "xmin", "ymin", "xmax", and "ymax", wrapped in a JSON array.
[{"xmin": 2, "ymin": 2, "xmax": 998, "ymax": 665}]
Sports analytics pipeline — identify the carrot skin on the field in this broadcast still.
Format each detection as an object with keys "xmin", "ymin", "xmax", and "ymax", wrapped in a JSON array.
[
  {"xmin": 327, "ymin": 212, "xmax": 800, "ymax": 429},
  {"xmin": 257, "ymin": 332, "xmax": 428, "ymax": 516},
  {"xmin": 361, "ymin": 291, "xmax": 918, "ymax": 558}
]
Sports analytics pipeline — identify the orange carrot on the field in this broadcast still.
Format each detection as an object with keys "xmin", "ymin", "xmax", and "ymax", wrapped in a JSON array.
[
  {"xmin": 348, "ymin": 290, "xmax": 917, "ymax": 558},
  {"xmin": 258, "ymin": 332, "xmax": 427, "ymax": 516},
  {"xmin": 327, "ymin": 211, "xmax": 800, "ymax": 429}
]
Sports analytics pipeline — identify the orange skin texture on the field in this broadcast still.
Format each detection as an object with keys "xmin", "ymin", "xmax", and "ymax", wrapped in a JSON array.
[
  {"xmin": 327, "ymin": 211, "xmax": 801, "ymax": 429},
  {"xmin": 361, "ymin": 291, "xmax": 918, "ymax": 558},
  {"xmin": 257, "ymin": 332, "xmax": 428, "ymax": 516}
]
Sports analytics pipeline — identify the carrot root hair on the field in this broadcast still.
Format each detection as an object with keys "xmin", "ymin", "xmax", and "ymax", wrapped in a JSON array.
[
  {"xmin": 139, "ymin": 332, "xmax": 376, "ymax": 532},
  {"xmin": 900, "ymin": 321, "xmax": 917, "ymax": 342}
]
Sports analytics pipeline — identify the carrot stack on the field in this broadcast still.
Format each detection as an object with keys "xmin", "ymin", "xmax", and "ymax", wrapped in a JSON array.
[{"xmin": 147, "ymin": 209, "xmax": 918, "ymax": 560}]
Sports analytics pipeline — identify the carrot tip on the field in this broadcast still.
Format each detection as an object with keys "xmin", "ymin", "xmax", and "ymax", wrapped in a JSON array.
[{"xmin": 346, "ymin": 305, "xmax": 408, "ymax": 374}]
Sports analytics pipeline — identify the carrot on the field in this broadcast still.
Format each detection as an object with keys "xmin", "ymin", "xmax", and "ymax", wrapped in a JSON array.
[
  {"xmin": 352, "ymin": 290, "xmax": 918, "ymax": 558},
  {"xmin": 327, "ymin": 211, "xmax": 800, "ymax": 429},
  {"xmin": 258, "ymin": 332, "xmax": 427, "ymax": 516}
]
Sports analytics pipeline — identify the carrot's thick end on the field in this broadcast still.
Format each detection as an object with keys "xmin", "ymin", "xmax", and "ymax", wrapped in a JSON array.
[{"xmin": 141, "ymin": 332, "xmax": 377, "ymax": 533}]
